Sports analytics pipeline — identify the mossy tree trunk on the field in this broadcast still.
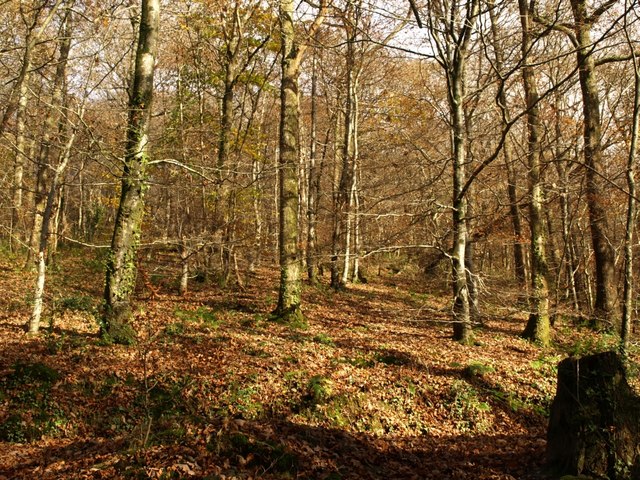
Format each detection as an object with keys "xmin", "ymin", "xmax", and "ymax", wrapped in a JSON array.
[
  {"xmin": 272, "ymin": 0, "xmax": 325, "ymax": 323},
  {"xmin": 273, "ymin": 0, "xmax": 303, "ymax": 323},
  {"xmin": 569, "ymin": 0, "xmax": 617, "ymax": 329},
  {"xmin": 519, "ymin": 0, "xmax": 550, "ymax": 346},
  {"xmin": 102, "ymin": 0, "xmax": 159, "ymax": 344}
]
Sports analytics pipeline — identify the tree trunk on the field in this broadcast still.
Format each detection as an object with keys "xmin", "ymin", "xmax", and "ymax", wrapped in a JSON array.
[
  {"xmin": 102, "ymin": 0, "xmax": 159, "ymax": 344},
  {"xmin": 451, "ymin": 58, "xmax": 471, "ymax": 342},
  {"xmin": 217, "ymin": 51, "xmax": 236, "ymax": 285},
  {"xmin": 272, "ymin": 0, "xmax": 304, "ymax": 324},
  {"xmin": 179, "ymin": 238, "xmax": 189, "ymax": 296},
  {"xmin": 488, "ymin": 4, "xmax": 526, "ymax": 286},
  {"xmin": 448, "ymin": 2, "xmax": 479, "ymax": 344},
  {"xmin": 330, "ymin": 103, "xmax": 344, "ymax": 289},
  {"xmin": 26, "ymin": 5, "xmax": 73, "ymax": 269},
  {"xmin": 570, "ymin": 0, "xmax": 617, "ymax": 329},
  {"xmin": 306, "ymin": 42, "xmax": 319, "ymax": 283},
  {"xmin": 29, "ymin": 130, "xmax": 76, "ymax": 334},
  {"xmin": 547, "ymin": 351, "xmax": 640, "ymax": 479},
  {"xmin": 552, "ymin": 91, "xmax": 581, "ymax": 312},
  {"xmin": 519, "ymin": 0, "xmax": 550, "ymax": 346},
  {"xmin": 29, "ymin": 6, "xmax": 80, "ymax": 334},
  {"xmin": 12, "ymin": 69, "xmax": 29, "ymax": 253},
  {"xmin": 621, "ymin": 40, "xmax": 640, "ymax": 352}
]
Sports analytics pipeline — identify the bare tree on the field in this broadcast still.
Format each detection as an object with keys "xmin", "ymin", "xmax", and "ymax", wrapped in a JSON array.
[
  {"xmin": 102, "ymin": 0, "xmax": 160, "ymax": 344},
  {"xmin": 425, "ymin": 0, "xmax": 480, "ymax": 343}
]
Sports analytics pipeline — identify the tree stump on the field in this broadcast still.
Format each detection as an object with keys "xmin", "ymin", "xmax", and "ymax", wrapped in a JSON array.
[{"xmin": 546, "ymin": 351, "xmax": 640, "ymax": 479}]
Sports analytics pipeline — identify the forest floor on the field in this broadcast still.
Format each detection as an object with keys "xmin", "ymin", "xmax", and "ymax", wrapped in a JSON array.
[{"xmin": 0, "ymin": 247, "xmax": 637, "ymax": 480}]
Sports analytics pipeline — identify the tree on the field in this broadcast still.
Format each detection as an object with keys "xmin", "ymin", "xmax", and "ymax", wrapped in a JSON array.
[
  {"xmin": 102, "ymin": 0, "xmax": 160, "ymax": 343},
  {"xmin": 621, "ymin": 4, "xmax": 640, "ymax": 352},
  {"xmin": 533, "ymin": 0, "xmax": 620, "ymax": 328},
  {"xmin": 425, "ymin": 0, "xmax": 480, "ymax": 344},
  {"xmin": 29, "ymin": 4, "xmax": 75, "ymax": 334},
  {"xmin": 488, "ymin": 1, "xmax": 527, "ymax": 286},
  {"xmin": 272, "ymin": 0, "xmax": 326, "ymax": 323},
  {"xmin": 569, "ymin": 0, "xmax": 618, "ymax": 329},
  {"xmin": 2, "ymin": 0, "xmax": 64, "ymax": 251},
  {"xmin": 215, "ymin": 0, "xmax": 272, "ymax": 286},
  {"xmin": 331, "ymin": 0, "xmax": 361, "ymax": 289},
  {"xmin": 519, "ymin": 0, "xmax": 550, "ymax": 346}
]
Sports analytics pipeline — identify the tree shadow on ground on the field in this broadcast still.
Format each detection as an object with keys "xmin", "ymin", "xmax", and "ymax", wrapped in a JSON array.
[{"xmin": 0, "ymin": 418, "xmax": 552, "ymax": 480}]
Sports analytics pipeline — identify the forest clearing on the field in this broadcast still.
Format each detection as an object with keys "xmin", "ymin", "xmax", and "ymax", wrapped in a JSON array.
[{"xmin": 2, "ymin": 248, "xmax": 629, "ymax": 480}]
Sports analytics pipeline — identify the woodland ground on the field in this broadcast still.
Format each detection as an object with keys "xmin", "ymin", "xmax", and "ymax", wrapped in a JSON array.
[{"xmin": 1, "ymin": 246, "xmax": 638, "ymax": 480}]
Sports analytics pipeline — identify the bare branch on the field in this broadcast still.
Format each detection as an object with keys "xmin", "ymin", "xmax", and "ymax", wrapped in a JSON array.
[{"xmin": 408, "ymin": 0, "xmax": 423, "ymax": 28}]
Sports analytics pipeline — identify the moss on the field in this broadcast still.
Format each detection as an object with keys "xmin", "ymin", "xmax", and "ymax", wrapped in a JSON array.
[
  {"xmin": 104, "ymin": 318, "xmax": 137, "ymax": 346},
  {"xmin": 269, "ymin": 304, "xmax": 307, "ymax": 329}
]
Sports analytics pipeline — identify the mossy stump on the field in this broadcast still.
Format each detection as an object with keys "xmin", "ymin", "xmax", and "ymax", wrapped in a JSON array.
[{"xmin": 547, "ymin": 351, "xmax": 640, "ymax": 479}]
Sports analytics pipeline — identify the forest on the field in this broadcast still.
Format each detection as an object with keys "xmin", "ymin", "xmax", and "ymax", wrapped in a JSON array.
[{"xmin": 1, "ymin": 0, "xmax": 640, "ymax": 478}]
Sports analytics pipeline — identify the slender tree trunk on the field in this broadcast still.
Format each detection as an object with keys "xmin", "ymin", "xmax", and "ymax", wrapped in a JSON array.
[
  {"xmin": 12, "ymin": 74, "xmax": 29, "ymax": 252},
  {"xmin": 519, "ymin": 0, "xmax": 550, "ymax": 346},
  {"xmin": 428, "ymin": 0, "xmax": 479, "ymax": 344},
  {"xmin": 273, "ymin": 0, "xmax": 304, "ymax": 323},
  {"xmin": 622, "ymin": 29, "xmax": 640, "ymax": 352},
  {"xmin": 451, "ymin": 79, "xmax": 472, "ymax": 343},
  {"xmin": 506, "ymin": 152, "xmax": 526, "ymax": 284},
  {"xmin": 29, "ymin": 117, "xmax": 77, "ymax": 334},
  {"xmin": 352, "ymin": 168, "xmax": 361, "ymax": 283},
  {"xmin": 570, "ymin": 0, "xmax": 617, "ymax": 329},
  {"xmin": 250, "ymin": 154, "xmax": 263, "ymax": 272},
  {"xmin": 488, "ymin": 4, "xmax": 526, "ymax": 286},
  {"xmin": 102, "ymin": 0, "xmax": 159, "ymax": 344},
  {"xmin": 557, "ymin": 160, "xmax": 581, "ymax": 311},
  {"xmin": 330, "ymin": 98, "xmax": 343, "ymax": 288},
  {"xmin": 179, "ymin": 238, "xmax": 189, "ymax": 296},
  {"xmin": 307, "ymin": 42, "xmax": 319, "ymax": 283},
  {"xmin": 336, "ymin": 64, "xmax": 354, "ymax": 286},
  {"xmin": 30, "ymin": 6, "xmax": 81, "ymax": 334},
  {"xmin": 345, "ymin": 71, "xmax": 360, "ymax": 285},
  {"xmin": 552, "ymin": 91, "xmax": 581, "ymax": 311},
  {"xmin": 218, "ymin": 61, "xmax": 235, "ymax": 285}
]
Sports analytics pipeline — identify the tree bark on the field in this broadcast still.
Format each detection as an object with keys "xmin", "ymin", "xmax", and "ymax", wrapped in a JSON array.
[
  {"xmin": 519, "ymin": 0, "xmax": 550, "ymax": 346},
  {"xmin": 488, "ymin": 3, "xmax": 526, "ymax": 286},
  {"xmin": 102, "ymin": 0, "xmax": 159, "ymax": 344},
  {"xmin": 30, "ymin": 11, "xmax": 83, "ymax": 334},
  {"xmin": 306, "ymin": 40, "xmax": 320, "ymax": 283},
  {"xmin": 569, "ymin": 0, "xmax": 617, "ymax": 329},
  {"xmin": 442, "ymin": 0, "xmax": 480, "ymax": 344},
  {"xmin": 272, "ymin": 0, "xmax": 305, "ymax": 323},
  {"xmin": 621, "ymin": 25, "xmax": 640, "ymax": 352}
]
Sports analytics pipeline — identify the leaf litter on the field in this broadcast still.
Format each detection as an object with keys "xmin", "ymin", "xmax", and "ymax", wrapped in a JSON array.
[{"xmin": 0, "ymin": 252, "xmax": 638, "ymax": 479}]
